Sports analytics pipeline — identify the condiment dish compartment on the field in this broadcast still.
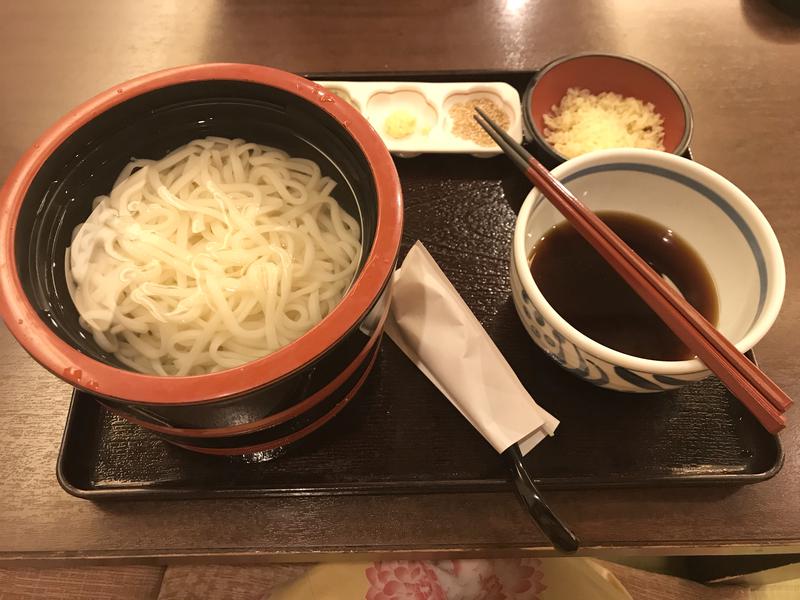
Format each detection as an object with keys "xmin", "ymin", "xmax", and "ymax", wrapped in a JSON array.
[
  {"xmin": 316, "ymin": 80, "xmax": 522, "ymax": 156},
  {"xmin": 364, "ymin": 87, "xmax": 439, "ymax": 149}
]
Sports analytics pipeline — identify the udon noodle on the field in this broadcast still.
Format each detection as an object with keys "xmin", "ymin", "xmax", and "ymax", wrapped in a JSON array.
[{"xmin": 66, "ymin": 137, "xmax": 362, "ymax": 376}]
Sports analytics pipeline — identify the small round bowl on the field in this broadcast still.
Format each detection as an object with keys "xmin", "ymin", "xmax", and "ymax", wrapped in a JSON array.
[
  {"xmin": 0, "ymin": 64, "xmax": 403, "ymax": 454},
  {"xmin": 509, "ymin": 148, "xmax": 785, "ymax": 393},
  {"xmin": 523, "ymin": 53, "xmax": 693, "ymax": 165}
]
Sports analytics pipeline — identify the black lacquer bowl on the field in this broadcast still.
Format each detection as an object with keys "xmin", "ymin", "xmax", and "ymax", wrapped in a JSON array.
[{"xmin": 0, "ymin": 64, "xmax": 403, "ymax": 455}]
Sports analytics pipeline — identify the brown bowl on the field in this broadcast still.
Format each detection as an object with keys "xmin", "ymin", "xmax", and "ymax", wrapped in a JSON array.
[
  {"xmin": 0, "ymin": 64, "xmax": 403, "ymax": 455},
  {"xmin": 523, "ymin": 53, "xmax": 693, "ymax": 164}
]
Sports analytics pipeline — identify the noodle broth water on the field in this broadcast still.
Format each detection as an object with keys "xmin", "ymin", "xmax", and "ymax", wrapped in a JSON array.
[{"xmin": 529, "ymin": 211, "xmax": 718, "ymax": 361}]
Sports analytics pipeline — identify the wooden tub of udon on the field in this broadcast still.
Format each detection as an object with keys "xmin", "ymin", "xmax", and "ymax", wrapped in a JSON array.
[{"xmin": 0, "ymin": 64, "xmax": 402, "ymax": 455}]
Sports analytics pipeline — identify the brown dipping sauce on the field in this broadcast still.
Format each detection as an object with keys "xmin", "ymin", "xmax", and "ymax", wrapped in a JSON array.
[{"xmin": 529, "ymin": 211, "xmax": 718, "ymax": 361}]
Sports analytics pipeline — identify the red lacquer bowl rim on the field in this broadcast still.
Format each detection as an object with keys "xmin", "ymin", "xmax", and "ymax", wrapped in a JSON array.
[{"xmin": 0, "ymin": 63, "xmax": 402, "ymax": 405}]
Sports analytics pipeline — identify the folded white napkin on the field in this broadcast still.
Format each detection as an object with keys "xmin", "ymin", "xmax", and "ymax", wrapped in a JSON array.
[{"xmin": 385, "ymin": 241, "xmax": 558, "ymax": 455}]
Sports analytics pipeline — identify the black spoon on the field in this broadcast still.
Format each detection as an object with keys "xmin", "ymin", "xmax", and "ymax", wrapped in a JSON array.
[{"xmin": 504, "ymin": 443, "xmax": 580, "ymax": 552}]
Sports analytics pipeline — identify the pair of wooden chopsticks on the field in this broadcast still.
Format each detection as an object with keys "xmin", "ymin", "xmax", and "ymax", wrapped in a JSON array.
[{"xmin": 474, "ymin": 107, "xmax": 791, "ymax": 433}]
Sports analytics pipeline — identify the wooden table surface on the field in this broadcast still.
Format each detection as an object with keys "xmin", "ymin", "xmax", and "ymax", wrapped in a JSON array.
[{"xmin": 1, "ymin": 0, "xmax": 799, "ymax": 563}]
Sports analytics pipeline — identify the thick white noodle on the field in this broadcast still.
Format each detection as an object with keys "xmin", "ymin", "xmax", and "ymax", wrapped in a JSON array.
[{"xmin": 66, "ymin": 137, "xmax": 362, "ymax": 376}]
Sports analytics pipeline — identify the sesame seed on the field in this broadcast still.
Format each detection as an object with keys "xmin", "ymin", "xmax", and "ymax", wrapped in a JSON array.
[{"xmin": 449, "ymin": 98, "xmax": 510, "ymax": 147}]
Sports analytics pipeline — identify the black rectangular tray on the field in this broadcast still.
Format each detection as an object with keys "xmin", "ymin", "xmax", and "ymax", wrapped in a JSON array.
[{"xmin": 57, "ymin": 71, "xmax": 783, "ymax": 500}]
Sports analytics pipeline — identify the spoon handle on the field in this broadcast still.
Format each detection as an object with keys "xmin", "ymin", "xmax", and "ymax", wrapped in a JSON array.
[{"xmin": 504, "ymin": 444, "xmax": 580, "ymax": 553}]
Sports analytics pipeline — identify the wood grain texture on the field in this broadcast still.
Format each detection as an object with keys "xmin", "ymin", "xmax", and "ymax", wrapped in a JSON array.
[
  {"xmin": 0, "ymin": 566, "xmax": 163, "ymax": 600},
  {"xmin": 1, "ymin": 0, "xmax": 799, "ymax": 562},
  {"xmin": 157, "ymin": 565, "xmax": 310, "ymax": 600}
]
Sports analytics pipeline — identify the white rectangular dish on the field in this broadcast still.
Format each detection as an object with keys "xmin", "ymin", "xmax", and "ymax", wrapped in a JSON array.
[{"xmin": 315, "ymin": 80, "xmax": 523, "ymax": 157}]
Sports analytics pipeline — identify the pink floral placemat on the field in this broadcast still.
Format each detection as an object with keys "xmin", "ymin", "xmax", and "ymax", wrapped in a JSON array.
[
  {"xmin": 267, "ymin": 557, "xmax": 692, "ymax": 600},
  {"xmin": 0, "ymin": 557, "xmax": 756, "ymax": 599}
]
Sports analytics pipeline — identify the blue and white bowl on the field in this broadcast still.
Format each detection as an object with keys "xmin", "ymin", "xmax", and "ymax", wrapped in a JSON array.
[{"xmin": 510, "ymin": 148, "xmax": 785, "ymax": 392}]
